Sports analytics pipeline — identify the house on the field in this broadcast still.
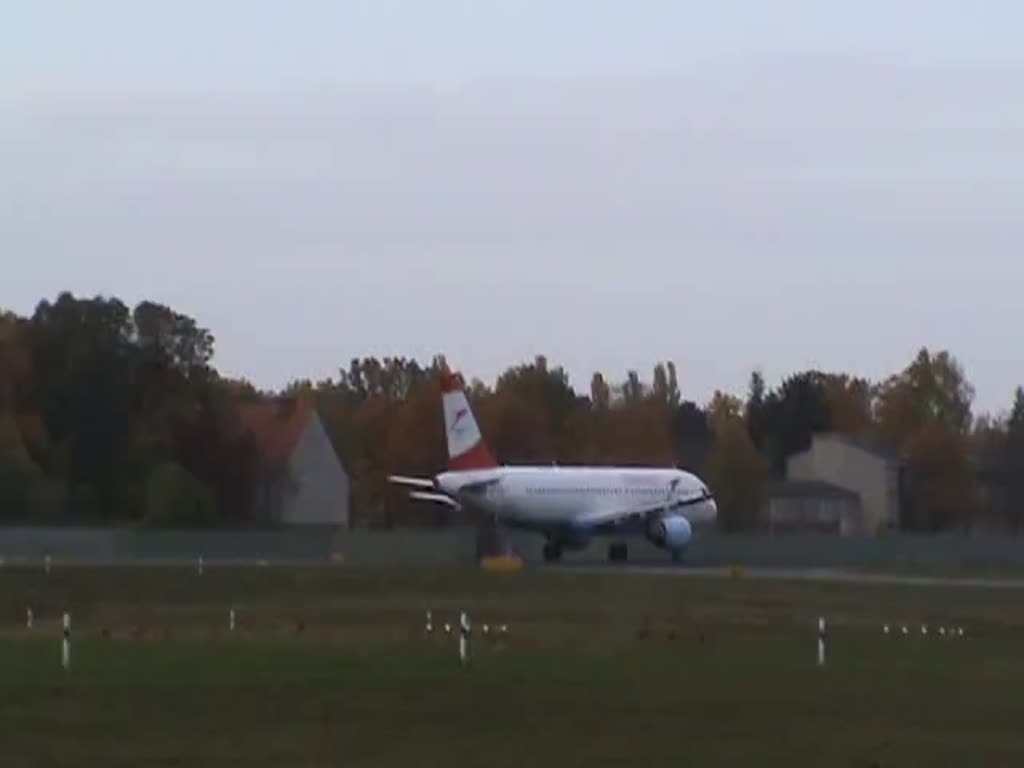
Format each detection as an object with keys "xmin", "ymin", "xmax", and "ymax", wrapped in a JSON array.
[
  {"xmin": 237, "ymin": 397, "xmax": 350, "ymax": 528},
  {"xmin": 763, "ymin": 479, "xmax": 864, "ymax": 535},
  {"xmin": 784, "ymin": 432, "xmax": 902, "ymax": 534}
]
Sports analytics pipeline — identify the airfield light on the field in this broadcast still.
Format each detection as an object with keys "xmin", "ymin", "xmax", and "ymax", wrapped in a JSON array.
[
  {"xmin": 459, "ymin": 611, "xmax": 471, "ymax": 665},
  {"xmin": 61, "ymin": 613, "xmax": 71, "ymax": 670},
  {"xmin": 817, "ymin": 617, "xmax": 826, "ymax": 666}
]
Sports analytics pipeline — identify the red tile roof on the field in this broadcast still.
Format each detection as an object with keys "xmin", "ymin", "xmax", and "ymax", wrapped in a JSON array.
[{"xmin": 237, "ymin": 396, "xmax": 313, "ymax": 468}]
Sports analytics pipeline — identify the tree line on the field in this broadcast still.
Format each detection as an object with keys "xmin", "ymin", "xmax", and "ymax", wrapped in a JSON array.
[{"xmin": 2, "ymin": 292, "xmax": 1023, "ymax": 532}]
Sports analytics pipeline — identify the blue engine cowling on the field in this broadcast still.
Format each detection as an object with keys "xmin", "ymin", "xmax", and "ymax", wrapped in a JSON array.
[{"xmin": 647, "ymin": 515, "xmax": 692, "ymax": 551}]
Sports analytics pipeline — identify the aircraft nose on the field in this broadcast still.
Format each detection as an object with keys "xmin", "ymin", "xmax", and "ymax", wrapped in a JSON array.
[{"xmin": 705, "ymin": 497, "xmax": 718, "ymax": 521}]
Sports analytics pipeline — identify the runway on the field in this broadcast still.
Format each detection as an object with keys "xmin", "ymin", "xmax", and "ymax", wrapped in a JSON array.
[{"xmin": 546, "ymin": 563, "xmax": 1024, "ymax": 590}]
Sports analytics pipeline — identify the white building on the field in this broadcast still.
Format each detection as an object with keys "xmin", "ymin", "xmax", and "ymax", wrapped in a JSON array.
[{"xmin": 785, "ymin": 432, "xmax": 901, "ymax": 534}]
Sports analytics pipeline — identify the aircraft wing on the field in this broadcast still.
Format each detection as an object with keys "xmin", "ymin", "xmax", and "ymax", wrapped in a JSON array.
[{"xmin": 571, "ymin": 494, "xmax": 709, "ymax": 533}]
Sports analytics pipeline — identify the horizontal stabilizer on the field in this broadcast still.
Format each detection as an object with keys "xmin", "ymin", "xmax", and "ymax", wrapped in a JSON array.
[
  {"xmin": 409, "ymin": 491, "xmax": 461, "ymax": 509},
  {"xmin": 387, "ymin": 475, "xmax": 435, "ymax": 489}
]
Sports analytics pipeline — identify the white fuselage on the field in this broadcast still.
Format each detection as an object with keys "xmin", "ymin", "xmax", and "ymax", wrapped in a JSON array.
[{"xmin": 436, "ymin": 465, "xmax": 717, "ymax": 533}]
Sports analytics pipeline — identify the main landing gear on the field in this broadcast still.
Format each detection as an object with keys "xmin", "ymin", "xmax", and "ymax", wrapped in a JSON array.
[
  {"xmin": 543, "ymin": 540, "xmax": 563, "ymax": 562},
  {"xmin": 543, "ymin": 539, "xmax": 630, "ymax": 563},
  {"xmin": 608, "ymin": 541, "xmax": 628, "ymax": 562}
]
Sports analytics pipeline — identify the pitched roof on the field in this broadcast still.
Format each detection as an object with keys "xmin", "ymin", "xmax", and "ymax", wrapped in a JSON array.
[
  {"xmin": 236, "ymin": 396, "xmax": 313, "ymax": 468},
  {"xmin": 816, "ymin": 431, "xmax": 901, "ymax": 461}
]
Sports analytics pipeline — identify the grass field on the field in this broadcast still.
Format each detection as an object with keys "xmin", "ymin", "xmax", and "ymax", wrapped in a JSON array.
[{"xmin": 2, "ymin": 565, "xmax": 1024, "ymax": 767}]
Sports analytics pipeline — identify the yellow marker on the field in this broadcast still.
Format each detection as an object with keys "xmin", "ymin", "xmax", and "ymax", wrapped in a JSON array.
[{"xmin": 480, "ymin": 555, "xmax": 523, "ymax": 573}]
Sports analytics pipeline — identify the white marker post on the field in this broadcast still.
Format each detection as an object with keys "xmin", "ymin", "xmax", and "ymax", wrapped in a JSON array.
[
  {"xmin": 425, "ymin": 610, "xmax": 433, "ymax": 635},
  {"xmin": 61, "ymin": 612, "xmax": 71, "ymax": 670},
  {"xmin": 197, "ymin": 556, "xmax": 204, "ymax": 575},
  {"xmin": 26, "ymin": 607, "xmax": 33, "ymax": 630},
  {"xmin": 229, "ymin": 606, "xmax": 236, "ymax": 633},
  {"xmin": 459, "ymin": 611, "xmax": 471, "ymax": 666},
  {"xmin": 817, "ymin": 617, "xmax": 826, "ymax": 666}
]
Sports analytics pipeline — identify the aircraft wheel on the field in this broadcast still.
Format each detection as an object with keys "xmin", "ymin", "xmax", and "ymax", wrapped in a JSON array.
[
  {"xmin": 543, "ymin": 541, "xmax": 563, "ymax": 562},
  {"xmin": 608, "ymin": 542, "xmax": 628, "ymax": 562}
]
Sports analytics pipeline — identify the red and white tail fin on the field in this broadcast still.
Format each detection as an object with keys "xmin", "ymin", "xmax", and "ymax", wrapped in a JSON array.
[{"xmin": 440, "ymin": 367, "xmax": 497, "ymax": 471}]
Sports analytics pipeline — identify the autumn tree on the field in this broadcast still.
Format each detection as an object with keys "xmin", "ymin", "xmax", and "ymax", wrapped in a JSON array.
[
  {"xmin": 590, "ymin": 373, "xmax": 610, "ymax": 411},
  {"xmin": 0, "ymin": 312, "xmax": 30, "ymax": 413},
  {"xmin": 875, "ymin": 348, "xmax": 974, "ymax": 445},
  {"xmin": 823, "ymin": 374, "xmax": 874, "ymax": 435},
  {"xmin": 876, "ymin": 348, "xmax": 977, "ymax": 531},
  {"xmin": 142, "ymin": 461, "xmax": 218, "ymax": 527},
  {"xmin": 619, "ymin": 370, "xmax": 646, "ymax": 406},
  {"xmin": 901, "ymin": 423, "xmax": 976, "ymax": 532},
  {"xmin": 744, "ymin": 369, "xmax": 770, "ymax": 464},
  {"xmin": 651, "ymin": 362, "xmax": 680, "ymax": 407},
  {"xmin": 707, "ymin": 391, "xmax": 769, "ymax": 531},
  {"xmin": 485, "ymin": 357, "xmax": 569, "ymax": 462},
  {"xmin": 22, "ymin": 293, "xmax": 141, "ymax": 518},
  {"xmin": 170, "ymin": 377, "xmax": 263, "ymax": 525},
  {"xmin": 746, "ymin": 370, "xmax": 833, "ymax": 476},
  {"xmin": 383, "ymin": 375, "xmax": 450, "ymax": 525},
  {"xmin": 665, "ymin": 362, "xmax": 681, "ymax": 407},
  {"xmin": 132, "ymin": 301, "xmax": 215, "ymax": 375},
  {"xmin": 671, "ymin": 400, "xmax": 712, "ymax": 476},
  {"xmin": 336, "ymin": 356, "xmax": 432, "ymax": 403},
  {"xmin": 1002, "ymin": 388, "xmax": 1024, "ymax": 530},
  {"xmin": 348, "ymin": 393, "xmax": 400, "ymax": 526}
]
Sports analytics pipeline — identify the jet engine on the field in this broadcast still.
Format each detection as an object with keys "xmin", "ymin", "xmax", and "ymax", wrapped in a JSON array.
[{"xmin": 647, "ymin": 515, "xmax": 692, "ymax": 551}]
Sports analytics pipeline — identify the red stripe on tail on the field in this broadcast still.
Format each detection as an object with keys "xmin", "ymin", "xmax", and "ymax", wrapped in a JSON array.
[
  {"xmin": 450, "ymin": 440, "xmax": 497, "ymax": 471},
  {"xmin": 440, "ymin": 367, "xmax": 464, "ymax": 394}
]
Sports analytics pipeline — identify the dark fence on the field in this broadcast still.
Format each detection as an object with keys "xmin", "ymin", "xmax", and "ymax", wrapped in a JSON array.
[{"xmin": 1, "ymin": 526, "xmax": 1024, "ymax": 570}]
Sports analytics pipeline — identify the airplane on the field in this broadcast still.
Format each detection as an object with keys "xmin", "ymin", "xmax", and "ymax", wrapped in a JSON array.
[{"xmin": 388, "ymin": 366, "xmax": 717, "ymax": 563}]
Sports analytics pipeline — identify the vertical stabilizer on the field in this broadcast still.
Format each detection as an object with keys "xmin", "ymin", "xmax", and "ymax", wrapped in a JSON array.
[{"xmin": 440, "ymin": 367, "xmax": 497, "ymax": 471}]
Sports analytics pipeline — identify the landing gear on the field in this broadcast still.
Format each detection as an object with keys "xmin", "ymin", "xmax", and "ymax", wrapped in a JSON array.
[
  {"xmin": 608, "ymin": 542, "xmax": 629, "ymax": 562},
  {"xmin": 543, "ymin": 540, "xmax": 563, "ymax": 562}
]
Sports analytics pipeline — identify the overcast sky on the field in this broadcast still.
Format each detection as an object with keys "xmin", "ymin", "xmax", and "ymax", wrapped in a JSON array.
[{"xmin": 3, "ymin": 1, "xmax": 1023, "ymax": 414}]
